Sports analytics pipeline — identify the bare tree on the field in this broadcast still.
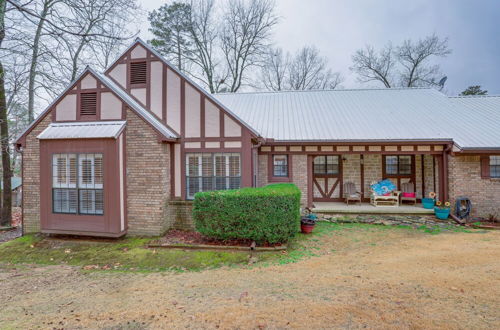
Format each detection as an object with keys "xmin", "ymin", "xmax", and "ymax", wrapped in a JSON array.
[
  {"xmin": 350, "ymin": 44, "xmax": 394, "ymax": 88},
  {"xmin": 220, "ymin": 0, "xmax": 278, "ymax": 92},
  {"xmin": 351, "ymin": 34, "xmax": 451, "ymax": 88},
  {"xmin": 186, "ymin": 0, "xmax": 226, "ymax": 93},
  {"xmin": 260, "ymin": 46, "xmax": 343, "ymax": 91},
  {"xmin": 0, "ymin": 0, "xmax": 12, "ymax": 226},
  {"xmin": 260, "ymin": 47, "xmax": 289, "ymax": 91},
  {"xmin": 288, "ymin": 46, "xmax": 343, "ymax": 90},
  {"xmin": 397, "ymin": 34, "xmax": 451, "ymax": 87}
]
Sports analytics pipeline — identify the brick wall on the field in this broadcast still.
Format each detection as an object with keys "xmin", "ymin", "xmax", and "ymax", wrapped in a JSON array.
[
  {"xmin": 343, "ymin": 154, "xmax": 361, "ymax": 197},
  {"xmin": 22, "ymin": 115, "xmax": 52, "ymax": 233},
  {"xmin": 448, "ymin": 155, "xmax": 500, "ymax": 217},
  {"xmin": 363, "ymin": 154, "xmax": 382, "ymax": 198},
  {"xmin": 126, "ymin": 108, "xmax": 171, "ymax": 236},
  {"xmin": 167, "ymin": 200, "xmax": 195, "ymax": 230}
]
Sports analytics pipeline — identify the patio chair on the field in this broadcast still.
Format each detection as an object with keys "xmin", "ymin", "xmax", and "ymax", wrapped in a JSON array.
[
  {"xmin": 369, "ymin": 180, "xmax": 400, "ymax": 207},
  {"xmin": 400, "ymin": 182, "xmax": 417, "ymax": 205},
  {"xmin": 343, "ymin": 181, "xmax": 361, "ymax": 205}
]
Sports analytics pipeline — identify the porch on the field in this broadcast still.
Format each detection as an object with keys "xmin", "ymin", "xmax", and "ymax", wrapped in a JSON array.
[{"xmin": 312, "ymin": 202, "xmax": 434, "ymax": 214}]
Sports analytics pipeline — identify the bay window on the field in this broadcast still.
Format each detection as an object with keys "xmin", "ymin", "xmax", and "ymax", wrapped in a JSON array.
[
  {"xmin": 52, "ymin": 153, "xmax": 104, "ymax": 215},
  {"xmin": 186, "ymin": 153, "xmax": 241, "ymax": 199}
]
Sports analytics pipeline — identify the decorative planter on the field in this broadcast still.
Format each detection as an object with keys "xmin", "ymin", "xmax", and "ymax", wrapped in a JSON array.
[
  {"xmin": 434, "ymin": 207, "xmax": 450, "ymax": 220},
  {"xmin": 422, "ymin": 198, "xmax": 435, "ymax": 209},
  {"xmin": 301, "ymin": 223, "xmax": 315, "ymax": 234}
]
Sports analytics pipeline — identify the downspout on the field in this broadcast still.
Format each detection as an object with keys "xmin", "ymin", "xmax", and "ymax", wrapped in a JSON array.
[
  {"xmin": 251, "ymin": 138, "xmax": 265, "ymax": 187},
  {"xmin": 15, "ymin": 145, "xmax": 24, "ymax": 236}
]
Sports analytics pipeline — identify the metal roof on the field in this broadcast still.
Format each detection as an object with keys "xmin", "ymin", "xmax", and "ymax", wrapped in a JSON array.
[
  {"xmin": 38, "ymin": 121, "xmax": 126, "ymax": 140},
  {"xmin": 1, "ymin": 177, "xmax": 22, "ymax": 190},
  {"xmin": 214, "ymin": 88, "xmax": 500, "ymax": 149}
]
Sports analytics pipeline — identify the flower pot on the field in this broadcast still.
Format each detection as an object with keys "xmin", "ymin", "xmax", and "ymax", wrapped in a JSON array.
[
  {"xmin": 422, "ymin": 198, "xmax": 435, "ymax": 209},
  {"xmin": 434, "ymin": 207, "xmax": 450, "ymax": 220},
  {"xmin": 301, "ymin": 223, "xmax": 315, "ymax": 234}
]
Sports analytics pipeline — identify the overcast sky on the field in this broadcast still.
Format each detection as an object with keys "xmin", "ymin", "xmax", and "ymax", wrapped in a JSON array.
[{"xmin": 138, "ymin": 0, "xmax": 500, "ymax": 95}]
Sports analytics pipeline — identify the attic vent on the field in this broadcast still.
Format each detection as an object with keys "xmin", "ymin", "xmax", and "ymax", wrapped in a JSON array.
[
  {"xmin": 130, "ymin": 61, "xmax": 147, "ymax": 84},
  {"xmin": 80, "ymin": 92, "xmax": 97, "ymax": 116}
]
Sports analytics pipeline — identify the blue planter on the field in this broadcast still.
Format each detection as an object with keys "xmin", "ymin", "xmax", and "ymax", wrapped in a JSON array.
[
  {"xmin": 422, "ymin": 198, "xmax": 435, "ymax": 209},
  {"xmin": 434, "ymin": 207, "xmax": 450, "ymax": 220}
]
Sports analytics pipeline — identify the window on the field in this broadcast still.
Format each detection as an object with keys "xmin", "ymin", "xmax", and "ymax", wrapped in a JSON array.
[
  {"xmin": 490, "ymin": 156, "xmax": 500, "ymax": 178},
  {"xmin": 314, "ymin": 155, "xmax": 339, "ymax": 175},
  {"xmin": 130, "ymin": 61, "xmax": 147, "ymax": 84},
  {"xmin": 186, "ymin": 153, "xmax": 241, "ymax": 199},
  {"xmin": 80, "ymin": 92, "xmax": 97, "ymax": 116},
  {"xmin": 385, "ymin": 155, "xmax": 412, "ymax": 175},
  {"xmin": 273, "ymin": 155, "xmax": 288, "ymax": 177},
  {"xmin": 52, "ymin": 153, "xmax": 103, "ymax": 215}
]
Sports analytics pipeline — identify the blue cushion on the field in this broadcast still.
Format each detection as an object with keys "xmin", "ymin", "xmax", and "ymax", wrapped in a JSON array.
[{"xmin": 371, "ymin": 179, "xmax": 396, "ymax": 195}]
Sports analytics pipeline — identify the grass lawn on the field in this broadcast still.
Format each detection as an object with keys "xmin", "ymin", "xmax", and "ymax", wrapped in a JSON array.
[
  {"xmin": 1, "ymin": 222, "xmax": 498, "ymax": 329},
  {"xmin": 0, "ymin": 221, "xmax": 473, "ymax": 272}
]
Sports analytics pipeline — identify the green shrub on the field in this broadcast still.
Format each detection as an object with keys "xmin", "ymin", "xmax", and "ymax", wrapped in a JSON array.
[{"xmin": 193, "ymin": 184, "xmax": 301, "ymax": 244}]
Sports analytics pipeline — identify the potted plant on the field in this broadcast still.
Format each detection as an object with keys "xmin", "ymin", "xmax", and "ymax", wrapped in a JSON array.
[
  {"xmin": 301, "ymin": 208, "xmax": 318, "ymax": 234},
  {"xmin": 422, "ymin": 192, "xmax": 436, "ymax": 209},
  {"xmin": 434, "ymin": 201, "xmax": 451, "ymax": 220}
]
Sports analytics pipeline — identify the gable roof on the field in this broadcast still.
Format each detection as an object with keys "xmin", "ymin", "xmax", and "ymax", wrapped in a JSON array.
[
  {"xmin": 15, "ymin": 67, "xmax": 178, "ymax": 148},
  {"xmin": 214, "ymin": 88, "xmax": 500, "ymax": 150},
  {"xmin": 105, "ymin": 38, "xmax": 261, "ymax": 138}
]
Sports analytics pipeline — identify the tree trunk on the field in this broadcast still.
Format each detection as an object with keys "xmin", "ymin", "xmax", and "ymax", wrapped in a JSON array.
[
  {"xmin": 27, "ymin": 2, "xmax": 50, "ymax": 122},
  {"xmin": 0, "ymin": 61, "xmax": 11, "ymax": 227}
]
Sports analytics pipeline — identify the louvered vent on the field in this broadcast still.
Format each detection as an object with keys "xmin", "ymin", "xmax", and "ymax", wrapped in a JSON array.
[
  {"xmin": 130, "ymin": 61, "xmax": 147, "ymax": 84},
  {"xmin": 80, "ymin": 92, "xmax": 97, "ymax": 116}
]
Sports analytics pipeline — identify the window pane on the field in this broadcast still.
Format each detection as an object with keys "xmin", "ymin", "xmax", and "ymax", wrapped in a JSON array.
[
  {"xmin": 385, "ymin": 156, "xmax": 398, "ymax": 175},
  {"xmin": 53, "ymin": 189, "xmax": 77, "ymax": 214},
  {"xmin": 326, "ymin": 156, "xmax": 339, "ymax": 174},
  {"xmin": 399, "ymin": 156, "xmax": 412, "ymax": 175},
  {"xmin": 314, "ymin": 156, "xmax": 325, "ymax": 174},
  {"xmin": 273, "ymin": 155, "xmax": 288, "ymax": 177},
  {"xmin": 52, "ymin": 153, "xmax": 103, "ymax": 215},
  {"xmin": 185, "ymin": 152, "xmax": 241, "ymax": 197}
]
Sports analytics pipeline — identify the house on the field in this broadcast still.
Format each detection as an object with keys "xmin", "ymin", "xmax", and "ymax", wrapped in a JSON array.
[
  {"xmin": 15, "ymin": 39, "xmax": 500, "ymax": 237},
  {"xmin": 1, "ymin": 177, "xmax": 22, "ymax": 207}
]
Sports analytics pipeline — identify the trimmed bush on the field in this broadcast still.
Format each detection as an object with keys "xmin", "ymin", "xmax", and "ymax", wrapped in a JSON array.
[{"xmin": 193, "ymin": 184, "xmax": 301, "ymax": 244}]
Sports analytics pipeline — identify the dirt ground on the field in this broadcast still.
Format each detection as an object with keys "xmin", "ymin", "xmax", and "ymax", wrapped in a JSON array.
[{"xmin": 1, "ymin": 227, "xmax": 499, "ymax": 329}]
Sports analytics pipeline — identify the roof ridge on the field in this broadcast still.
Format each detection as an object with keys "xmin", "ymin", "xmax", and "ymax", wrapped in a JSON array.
[
  {"xmin": 214, "ymin": 87, "xmax": 436, "ymax": 96},
  {"xmin": 449, "ymin": 95, "xmax": 500, "ymax": 98}
]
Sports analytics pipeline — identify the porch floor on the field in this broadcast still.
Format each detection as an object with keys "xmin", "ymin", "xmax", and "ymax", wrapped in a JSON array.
[{"xmin": 312, "ymin": 202, "xmax": 434, "ymax": 214}]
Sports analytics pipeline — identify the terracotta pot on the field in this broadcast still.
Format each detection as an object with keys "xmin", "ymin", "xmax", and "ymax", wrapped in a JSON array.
[{"xmin": 301, "ymin": 223, "xmax": 315, "ymax": 234}]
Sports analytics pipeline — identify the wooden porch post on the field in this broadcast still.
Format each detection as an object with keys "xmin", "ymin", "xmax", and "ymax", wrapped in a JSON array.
[
  {"xmin": 442, "ymin": 150, "xmax": 449, "ymax": 202},
  {"xmin": 307, "ymin": 155, "xmax": 313, "ymax": 208}
]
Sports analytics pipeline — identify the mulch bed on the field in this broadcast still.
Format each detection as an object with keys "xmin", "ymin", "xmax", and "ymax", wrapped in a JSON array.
[{"xmin": 156, "ymin": 230, "xmax": 284, "ymax": 248}]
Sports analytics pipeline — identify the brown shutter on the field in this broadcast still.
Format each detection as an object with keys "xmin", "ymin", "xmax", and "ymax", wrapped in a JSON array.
[
  {"xmin": 130, "ymin": 61, "xmax": 147, "ymax": 84},
  {"xmin": 480, "ymin": 156, "xmax": 490, "ymax": 178},
  {"xmin": 80, "ymin": 92, "xmax": 97, "ymax": 116}
]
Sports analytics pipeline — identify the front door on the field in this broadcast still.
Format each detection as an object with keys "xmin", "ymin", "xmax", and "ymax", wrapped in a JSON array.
[{"xmin": 312, "ymin": 155, "xmax": 342, "ymax": 202}]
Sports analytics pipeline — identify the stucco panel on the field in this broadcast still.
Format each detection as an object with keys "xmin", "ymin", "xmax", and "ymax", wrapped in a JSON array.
[
  {"xmin": 131, "ymin": 88, "xmax": 146, "ymax": 106},
  {"xmin": 81, "ymin": 74, "xmax": 97, "ymax": 89},
  {"xmin": 166, "ymin": 69, "xmax": 181, "ymax": 133},
  {"xmin": 150, "ymin": 61, "xmax": 163, "ymax": 119},
  {"xmin": 205, "ymin": 100, "xmax": 220, "ymax": 137},
  {"xmin": 55, "ymin": 94, "xmax": 77, "ymax": 121},
  {"xmin": 130, "ymin": 44, "xmax": 147, "ymax": 59},
  {"xmin": 109, "ymin": 64, "xmax": 126, "ymax": 88},
  {"xmin": 100, "ymin": 92, "xmax": 122, "ymax": 120},
  {"xmin": 224, "ymin": 114, "xmax": 241, "ymax": 137},
  {"xmin": 185, "ymin": 83, "xmax": 200, "ymax": 138}
]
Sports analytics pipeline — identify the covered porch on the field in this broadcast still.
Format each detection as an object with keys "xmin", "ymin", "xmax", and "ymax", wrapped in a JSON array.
[{"xmin": 312, "ymin": 202, "xmax": 434, "ymax": 214}]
